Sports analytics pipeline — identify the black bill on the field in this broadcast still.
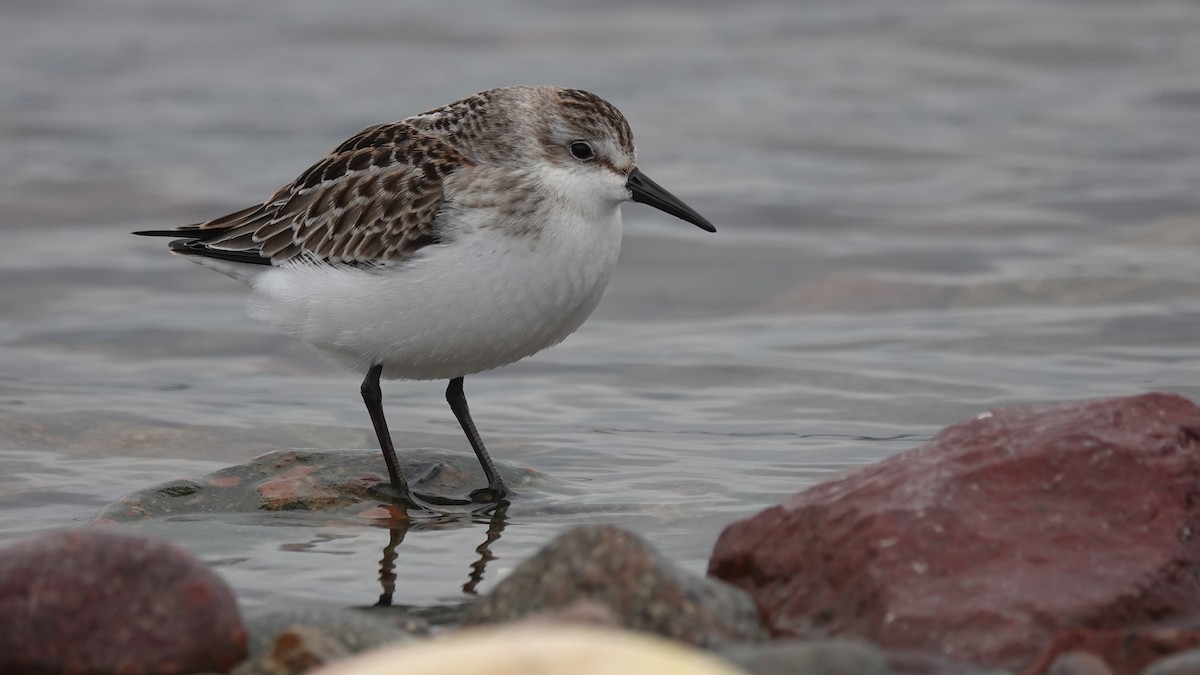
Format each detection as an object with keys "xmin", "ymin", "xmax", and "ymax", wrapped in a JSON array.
[{"xmin": 627, "ymin": 167, "xmax": 717, "ymax": 233}]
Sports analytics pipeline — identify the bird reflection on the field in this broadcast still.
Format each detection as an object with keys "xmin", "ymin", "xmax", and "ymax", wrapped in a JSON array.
[
  {"xmin": 462, "ymin": 501, "xmax": 508, "ymax": 595},
  {"xmin": 374, "ymin": 502, "xmax": 509, "ymax": 607},
  {"xmin": 375, "ymin": 525, "xmax": 405, "ymax": 607}
]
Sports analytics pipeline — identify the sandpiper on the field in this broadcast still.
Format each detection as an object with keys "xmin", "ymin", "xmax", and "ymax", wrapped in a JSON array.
[{"xmin": 135, "ymin": 85, "xmax": 715, "ymax": 506}]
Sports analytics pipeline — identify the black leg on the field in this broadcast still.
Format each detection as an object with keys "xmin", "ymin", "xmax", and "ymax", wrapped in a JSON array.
[
  {"xmin": 446, "ymin": 377, "xmax": 510, "ymax": 501},
  {"xmin": 361, "ymin": 364, "xmax": 410, "ymax": 495}
]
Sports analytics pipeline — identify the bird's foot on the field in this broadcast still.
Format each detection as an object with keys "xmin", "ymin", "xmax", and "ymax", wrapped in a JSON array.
[
  {"xmin": 371, "ymin": 463, "xmax": 481, "ymax": 508},
  {"xmin": 469, "ymin": 483, "xmax": 512, "ymax": 504},
  {"xmin": 368, "ymin": 481, "xmax": 428, "ymax": 509},
  {"xmin": 411, "ymin": 462, "xmax": 475, "ymax": 506},
  {"xmin": 371, "ymin": 465, "xmax": 511, "ymax": 509},
  {"xmin": 371, "ymin": 482, "xmax": 475, "ymax": 509}
]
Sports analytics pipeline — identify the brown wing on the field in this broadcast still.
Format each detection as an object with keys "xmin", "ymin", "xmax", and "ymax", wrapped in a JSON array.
[{"xmin": 151, "ymin": 123, "xmax": 470, "ymax": 266}]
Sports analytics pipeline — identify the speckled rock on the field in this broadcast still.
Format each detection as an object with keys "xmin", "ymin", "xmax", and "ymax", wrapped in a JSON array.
[
  {"xmin": 710, "ymin": 393, "xmax": 1200, "ymax": 671},
  {"xmin": 94, "ymin": 448, "xmax": 545, "ymax": 521},
  {"xmin": 513, "ymin": 599, "xmax": 622, "ymax": 629},
  {"xmin": 231, "ymin": 605, "xmax": 423, "ymax": 674},
  {"xmin": 465, "ymin": 525, "xmax": 767, "ymax": 647},
  {"xmin": 0, "ymin": 528, "xmax": 245, "ymax": 674},
  {"xmin": 234, "ymin": 625, "xmax": 349, "ymax": 675},
  {"xmin": 311, "ymin": 624, "xmax": 750, "ymax": 675}
]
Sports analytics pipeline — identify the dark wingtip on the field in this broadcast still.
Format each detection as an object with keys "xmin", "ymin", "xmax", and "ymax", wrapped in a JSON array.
[
  {"xmin": 167, "ymin": 239, "xmax": 195, "ymax": 254},
  {"xmin": 133, "ymin": 229, "xmax": 191, "ymax": 237},
  {"xmin": 167, "ymin": 238, "xmax": 272, "ymax": 266}
]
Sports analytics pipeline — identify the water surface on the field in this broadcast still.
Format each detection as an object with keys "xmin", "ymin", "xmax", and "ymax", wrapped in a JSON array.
[{"xmin": 2, "ymin": 0, "xmax": 1200, "ymax": 608}]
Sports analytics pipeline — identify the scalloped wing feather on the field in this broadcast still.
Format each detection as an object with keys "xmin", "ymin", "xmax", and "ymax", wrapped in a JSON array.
[{"xmin": 180, "ymin": 123, "xmax": 470, "ymax": 266}]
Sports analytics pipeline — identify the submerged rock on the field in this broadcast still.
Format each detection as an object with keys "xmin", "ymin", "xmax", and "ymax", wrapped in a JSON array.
[
  {"xmin": 94, "ymin": 448, "xmax": 544, "ymax": 521},
  {"xmin": 465, "ymin": 524, "xmax": 767, "ymax": 647},
  {"xmin": 0, "ymin": 528, "xmax": 245, "ymax": 674},
  {"xmin": 709, "ymin": 393, "xmax": 1200, "ymax": 671}
]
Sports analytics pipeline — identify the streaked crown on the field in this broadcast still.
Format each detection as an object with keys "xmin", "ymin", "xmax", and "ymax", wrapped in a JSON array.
[{"xmin": 405, "ymin": 86, "xmax": 636, "ymax": 171}]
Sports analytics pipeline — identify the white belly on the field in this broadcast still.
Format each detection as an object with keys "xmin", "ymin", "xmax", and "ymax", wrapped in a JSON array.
[{"xmin": 245, "ymin": 211, "xmax": 623, "ymax": 380}]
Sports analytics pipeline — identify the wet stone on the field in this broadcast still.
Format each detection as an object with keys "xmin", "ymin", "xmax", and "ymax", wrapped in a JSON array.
[
  {"xmin": 464, "ymin": 524, "xmax": 768, "ymax": 648},
  {"xmin": 94, "ymin": 448, "xmax": 546, "ymax": 521},
  {"xmin": 234, "ymin": 625, "xmax": 348, "ymax": 675},
  {"xmin": 229, "ymin": 604, "xmax": 433, "ymax": 674},
  {"xmin": 238, "ymin": 605, "xmax": 424, "ymax": 666}
]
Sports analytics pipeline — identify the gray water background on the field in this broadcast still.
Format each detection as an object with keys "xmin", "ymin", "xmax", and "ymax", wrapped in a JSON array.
[{"xmin": 2, "ymin": 0, "xmax": 1200, "ymax": 609}]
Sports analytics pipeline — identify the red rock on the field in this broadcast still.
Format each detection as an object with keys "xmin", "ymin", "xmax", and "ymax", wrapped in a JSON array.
[
  {"xmin": 0, "ymin": 528, "xmax": 246, "ymax": 674},
  {"xmin": 709, "ymin": 393, "xmax": 1200, "ymax": 671}
]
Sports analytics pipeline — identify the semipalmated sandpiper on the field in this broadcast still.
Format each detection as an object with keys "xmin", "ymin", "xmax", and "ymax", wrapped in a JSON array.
[{"xmin": 135, "ymin": 85, "xmax": 715, "ymax": 507}]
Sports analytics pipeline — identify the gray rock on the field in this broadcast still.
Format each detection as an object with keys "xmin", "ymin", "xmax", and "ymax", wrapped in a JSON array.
[
  {"xmin": 232, "ymin": 625, "xmax": 348, "ymax": 675},
  {"xmin": 464, "ymin": 524, "xmax": 767, "ymax": 647},
  {"xmin": 1143, "ymin": 648, "xmax": 1200, "ymax": 675},
  {"xmin": 719, "ymin": 639, "xmax": 892, "ymax": 675},
  {"xmin": 232, "ymin": 604, "xmax": 423, "ymax": 674},
  {"xmin": 1047, "ymin": 650, "xmax": 1115, "ymax": 675}
]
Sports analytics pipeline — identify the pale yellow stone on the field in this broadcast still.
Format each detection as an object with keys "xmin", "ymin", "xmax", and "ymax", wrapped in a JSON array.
[{"xmin": 312, "ymin": 624, "xmax": 749, "ymax": 675}]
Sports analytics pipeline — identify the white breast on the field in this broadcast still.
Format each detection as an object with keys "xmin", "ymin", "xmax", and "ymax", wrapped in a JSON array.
[{"xmin": 245, "ymin": 205, "xmax": 623, "ymax": 380}]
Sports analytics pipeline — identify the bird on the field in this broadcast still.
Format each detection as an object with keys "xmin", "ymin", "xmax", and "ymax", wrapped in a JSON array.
[{"xmin": 134, "ymin": 85, "xmax": 715, "ymax": 507}]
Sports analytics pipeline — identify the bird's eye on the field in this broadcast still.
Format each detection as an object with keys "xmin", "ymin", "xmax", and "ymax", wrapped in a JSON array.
[{"xmin": 569, "ymin": 142, "xmax": 595, "ymax": 161}]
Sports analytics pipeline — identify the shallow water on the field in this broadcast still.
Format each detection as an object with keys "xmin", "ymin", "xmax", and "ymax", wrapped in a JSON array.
[{"xmin": 3, "ymin": 0, "xmax": 1200, "ymax": 609}]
